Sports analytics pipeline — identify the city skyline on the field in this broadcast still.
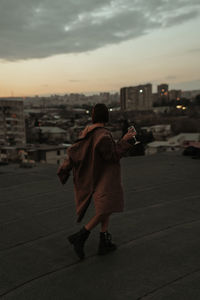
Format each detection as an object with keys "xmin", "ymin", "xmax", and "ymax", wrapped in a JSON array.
[{"xmin": 0, "ymin": 0, "xmax": 200, "ymax": 97}]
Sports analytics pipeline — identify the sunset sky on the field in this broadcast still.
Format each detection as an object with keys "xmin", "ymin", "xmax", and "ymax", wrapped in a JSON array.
[{"xmin": 0, "ymin": 0, "xmax": 200, "ymax": 97}]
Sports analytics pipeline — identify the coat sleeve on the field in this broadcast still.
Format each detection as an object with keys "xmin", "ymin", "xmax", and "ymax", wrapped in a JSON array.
[
  {"xmin": 57, "ymin": 154, "xmax": 73, "ymax": 185},
  {"xmin": 96, "ymin": 132, "xmax": 132, "ymax": 162}
]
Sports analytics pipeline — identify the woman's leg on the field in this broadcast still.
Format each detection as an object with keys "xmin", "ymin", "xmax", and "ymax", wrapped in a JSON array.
[
  {"xmin": 100, "ymin": 214, "xmax": 110, "ymax": 232},
  {"xmin": 98, "ymin": 213, "xmax": 116, "ymax": 255},
  {"xmin": 68, "ymin": 213, "xmax": 111, "ymax": 259},
  {"xmin": 85, "ymin": 213, "xmax": 110, "ymax": 231}
]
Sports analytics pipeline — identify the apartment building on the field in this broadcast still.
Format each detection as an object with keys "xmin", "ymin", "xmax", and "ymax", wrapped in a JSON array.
[
  {"xmin": 0, "ymin": 98, "xmax": 26, "ymax": 146},
  {"xmin": 120, "ymin": 84, "xmax": 153, "ymax": 111}
]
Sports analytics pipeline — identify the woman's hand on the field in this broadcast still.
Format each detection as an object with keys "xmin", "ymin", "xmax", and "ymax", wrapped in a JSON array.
[{"xmin": 122, "ymin": 129, "xmax": 137, "ymax": 141}]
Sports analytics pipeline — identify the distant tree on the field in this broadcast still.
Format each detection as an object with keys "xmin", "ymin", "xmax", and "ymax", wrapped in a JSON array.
[
  {"xmin": 139, "ymin": 131, "xmax": 154, "ymax": 144},
  {"xmin": 34, "ymin": 118, "xmax": 40, "ymax": 127},
  {"xmin": 194, "ymin": 95, "xmax": 200, "ymax": 106},
  {"xmin": 171, "ymin": 118, "xmax": 200, "ymax": 134},
  {"xmin": 59, "ymin": 105, "xmax": 66, "ymax": 110},
  {"xmin": 168, "ymin": 98, "xmax": 190, "ymax": 107},
  {"xmin": 179, "ymin": 98, "xmax": 190, "ymax": 106}
]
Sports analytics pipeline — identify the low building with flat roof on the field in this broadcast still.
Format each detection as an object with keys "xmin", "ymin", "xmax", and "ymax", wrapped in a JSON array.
[{"xmin": 27, "ymin": 144, "xmax": 70, "ymax": 165}]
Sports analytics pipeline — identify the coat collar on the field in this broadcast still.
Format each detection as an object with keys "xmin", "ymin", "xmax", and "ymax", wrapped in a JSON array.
[{"xmin": 78, "ymin": 123, "xmax": 105, "ymax": 140}]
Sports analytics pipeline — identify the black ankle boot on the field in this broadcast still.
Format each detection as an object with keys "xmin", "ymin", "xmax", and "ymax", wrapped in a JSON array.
[
  {"xmin": 68, "ymin": 227, "xmax": 90, "ymax": 259},
  {"xmin": 98, "ymin": 231, "xmax": 117, "ymax": 255}
]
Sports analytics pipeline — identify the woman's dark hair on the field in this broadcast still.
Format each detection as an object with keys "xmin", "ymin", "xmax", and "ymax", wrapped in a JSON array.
[{"xmin": 92, "ymin": 103, "xmax": 109, "ymax": 124}]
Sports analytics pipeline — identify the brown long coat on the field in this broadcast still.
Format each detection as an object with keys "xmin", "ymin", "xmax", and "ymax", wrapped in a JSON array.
[{"xmin": 57, "ymin": 124, "xmax": 132, "ymax": 222}]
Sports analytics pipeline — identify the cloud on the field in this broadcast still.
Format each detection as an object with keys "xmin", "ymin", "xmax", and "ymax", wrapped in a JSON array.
[
  {"xmin": 0, "ymin": 0, "xmax": 200, "ymax": 60},
  {"xmin": 163, "ymin": 10, "xmax": 199, "ymax": 27}
]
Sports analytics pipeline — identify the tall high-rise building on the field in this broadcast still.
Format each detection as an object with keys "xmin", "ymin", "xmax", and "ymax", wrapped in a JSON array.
[
  {"xmin": 0, "ymin": 98, "xmax": 26, "ymax": 146},
  {"xmin": 157, "ymin": 84, "xmax": 169, "ymax": 104},
  {"xmin": 169, "ymin": 90, "xmax": 182, "ymax": 101},
  {"xmin": 120, "ymin": 84, "xmax": 153, "ymax": 111}
]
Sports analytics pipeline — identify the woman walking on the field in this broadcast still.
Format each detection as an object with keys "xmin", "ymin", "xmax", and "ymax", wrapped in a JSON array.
[{"xmin": 57, "ymin": 103, "xmax": 136, "ymax": 259}]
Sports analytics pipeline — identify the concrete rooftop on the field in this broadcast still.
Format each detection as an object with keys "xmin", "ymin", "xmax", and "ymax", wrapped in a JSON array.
[{"xmin": 0, "ymin": 152, "xmax": 200, "ymax": 299}]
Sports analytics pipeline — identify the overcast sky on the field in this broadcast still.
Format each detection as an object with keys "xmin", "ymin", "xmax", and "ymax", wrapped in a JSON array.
[{"xmin": 0, "ymin": 0, "xmax": 200, "ymax": 96}]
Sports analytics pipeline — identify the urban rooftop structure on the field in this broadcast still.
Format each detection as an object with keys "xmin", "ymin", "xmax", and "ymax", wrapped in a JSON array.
[{"xmin": 0, "ymin": 152, "xmax": 200, "ymax": 299}]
